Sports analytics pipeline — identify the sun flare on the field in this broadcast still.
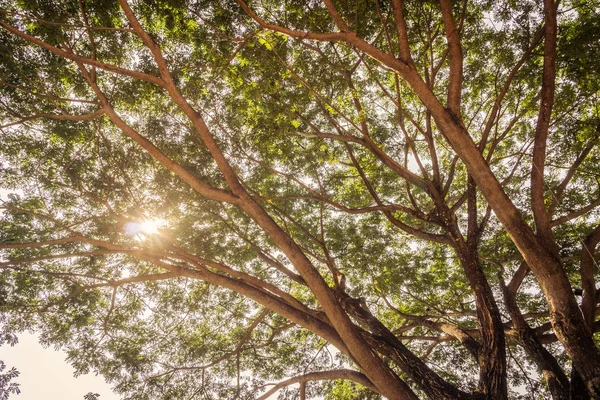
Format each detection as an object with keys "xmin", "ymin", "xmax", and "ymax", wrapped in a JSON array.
[
  {"xmin": 140, "ymin": 220, "xmax": 161, "ymax": 234},
  {"xmin": 124, "ymin": 219, "xmax": 167, "ymax": 237}
]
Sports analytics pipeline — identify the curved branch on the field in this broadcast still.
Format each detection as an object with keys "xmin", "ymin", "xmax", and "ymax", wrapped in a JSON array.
[
  {"xmin": 255, "ymin": 369, "xmax": 377, "ymax": 400},
  {"xmin": 235, "ymin": 0, "xmax": 348, "ymax": 42},
  {"xmin": 0, "ymin": 21, "xmax": 164, "ymax": 87}
]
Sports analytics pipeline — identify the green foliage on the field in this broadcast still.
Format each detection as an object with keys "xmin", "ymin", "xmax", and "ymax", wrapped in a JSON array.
[
  {"xmin": 324, "ymin": 380, "xmax": 380, "ymax": 400},
  {"xmin": 0, "ymin": 361, "xmax": 20, "ymax": 400},
  {"xmin": 0, "ymin": 0, "xmax": 599, "ymax": 398}
]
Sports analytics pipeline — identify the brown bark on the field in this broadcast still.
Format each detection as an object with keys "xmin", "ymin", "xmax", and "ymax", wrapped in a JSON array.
[
  {"xmin": 465, "ymin": 179, "xmax": 507, "ymax": 399},
  {"xmin": 400, "ymin": 314, "xmax": 481, "ymax": 358},
  {"xmin": 571, "ymin": 369, "xmax": 591, "ymax": 400},
  {"xmin": 391, "ymin": 0, "xmax": 413, "ymax": 62},
  {"xmin": 507, "ymin": 260, "xmax": 530, "ymax": 299},
  {"xmin": 451, "ymin": 237, "xmax": 507, "ymax": 399}
]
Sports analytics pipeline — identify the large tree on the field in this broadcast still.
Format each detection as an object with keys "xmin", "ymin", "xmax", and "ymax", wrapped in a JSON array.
[{"xmin": 0, "ymin": 0, "xmax": 599, "ymax": 398}]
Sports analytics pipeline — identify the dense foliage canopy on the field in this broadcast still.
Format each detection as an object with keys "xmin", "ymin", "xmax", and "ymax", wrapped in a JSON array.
[{"xmin": 1, "ymin": 0, "xmax": 600, "ymax": 399}]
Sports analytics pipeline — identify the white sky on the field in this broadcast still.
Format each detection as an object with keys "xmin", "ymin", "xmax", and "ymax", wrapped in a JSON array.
[{"xmin": 0, "ymin": 332, "xmax": 118, "ymax": 400}]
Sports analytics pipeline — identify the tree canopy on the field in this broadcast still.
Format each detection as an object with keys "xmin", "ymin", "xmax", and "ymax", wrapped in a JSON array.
[{"xmin": 1, "ymin": 0, "xmax": 600, "ymax": 399}]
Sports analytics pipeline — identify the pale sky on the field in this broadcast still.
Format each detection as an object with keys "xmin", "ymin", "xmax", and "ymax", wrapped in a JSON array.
[
  {"xmin": 0, "ymin": 190, "xmax": 117, "ymax": 399},
  {"xmin": 0, "ymin": 332, "xmax": 118, "ymax": 400},
  {"xmin": 1, "ymin": 189, "xmax": 117, "ymax": 399}
]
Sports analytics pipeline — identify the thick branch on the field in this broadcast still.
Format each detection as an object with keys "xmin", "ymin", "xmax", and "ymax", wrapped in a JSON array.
[
  {"xmin": 439, "ymin": 0, "xmax": 463, "ymax": 115},
  {"xmin": 530, "ymin": 0, "xmax": 558, "ymax": 252},
  {"xmin": 390, "ymin": 0, "xmax": 413, "ymax": 61}
]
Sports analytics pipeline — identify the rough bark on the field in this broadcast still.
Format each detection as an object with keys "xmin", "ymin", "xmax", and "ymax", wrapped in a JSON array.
[
  {"xmin": 452, "ymin": 239, "xmax": 507, "ymax": 399},
  {"xmin": 571, "ymin": 369, "xmax": 591, "ymax": 400},
  {"xmin": 461, "ymin": 176, "xmax": 507, "ymax": 399}
]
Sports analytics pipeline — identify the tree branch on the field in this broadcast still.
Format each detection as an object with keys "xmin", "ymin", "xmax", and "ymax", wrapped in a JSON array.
[
  {"xmin": 530, "ymin": 0, "xmax": 558, "ymax": 253},
  {"xmin": 255, "ymin": 369, "xmax": 377, "ymax": 400},
  {"xmin": 0, "ymin": 21, "xmax": 164, "ymax": 87},
  {"xmin": 439, "ymin": 0, "xmax": 463, "ymax": 115}
]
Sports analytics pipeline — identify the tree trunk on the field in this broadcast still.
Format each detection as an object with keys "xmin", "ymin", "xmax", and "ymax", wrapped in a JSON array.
[
  {"xmin": 571, "ymin": 368, "xmax": 591, "ymax": 400},
  {"xmin": 452, "ymin": 238, "xmax": 507, "ymax": 399}
]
